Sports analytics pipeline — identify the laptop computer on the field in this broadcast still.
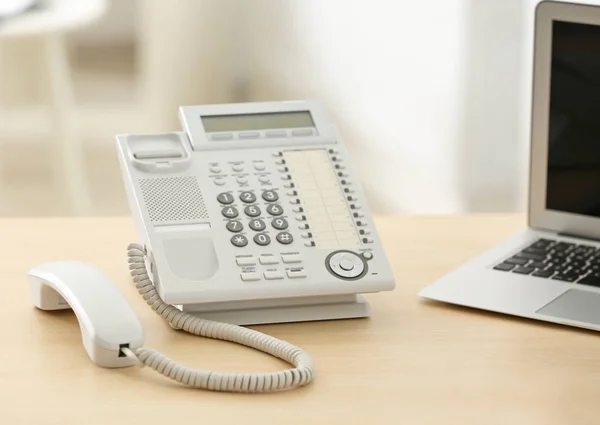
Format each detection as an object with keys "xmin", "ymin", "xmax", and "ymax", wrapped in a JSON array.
[{"xmin": 419, "ymin": 0, "xmax": 600, "ymax": 331}]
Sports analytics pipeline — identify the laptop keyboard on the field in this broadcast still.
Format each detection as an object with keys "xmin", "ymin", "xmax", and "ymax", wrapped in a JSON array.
[{"xmin": 493, "ymin": 238, "xmax": 600, "ymax": 287}]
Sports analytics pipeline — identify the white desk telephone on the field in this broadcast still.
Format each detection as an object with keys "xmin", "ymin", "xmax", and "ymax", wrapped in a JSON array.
[
  {"xmin": 27, "ymin": 100, "xmax": 395, "ymax": 393},
  {"xmin": 117, "ymin": 100, "xmax": 395, "ymax": 324}
]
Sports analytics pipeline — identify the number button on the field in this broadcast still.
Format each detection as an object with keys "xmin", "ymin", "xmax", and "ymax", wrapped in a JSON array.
[
  {"xmin": 266, "ymin": 204, "xmax": 283, "ymax": 216},
  {"xmin": 221, "ymin": 206, "xmax": 239, "ymax": 219},
  {"xmin": 249, "ymin": 219, "xmax": 266, "ymax": 231},
  {"xmin": 230, "ymin": 234, "xmax": 248, "ymax": 247},
  {"xmin": 276, "ymin": 232, "xmax": 293, "ymax": 245},
  {"xmin": 226, "ymin": 220, "xmax": 243, "ymax": 233},
  {"xmin": 240, "ymin": 191, "xmax": 257, "ymax": 203},
  {"xmin": 262, "ymin": 190, "xmax": 279, "ymax": 202},
  {"xmin": 244, "ymin": 205, "xmax": 261, "ymax": 217},
  {"xmin": 271, "ymin": 218, "xmax": 289, "ymax": 230},
  {"xmin": 217, "ymin": 192, "xmax": 234, "ymax": 205},
  {"xmin": 253, "ymin": 233, "xmax": 271, "ymax": 246}
]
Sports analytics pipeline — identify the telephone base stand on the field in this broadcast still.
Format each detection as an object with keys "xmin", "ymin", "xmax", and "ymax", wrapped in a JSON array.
[{"xmin": 177, "ymin": 294, "xmax": 370, "ymax": 326}]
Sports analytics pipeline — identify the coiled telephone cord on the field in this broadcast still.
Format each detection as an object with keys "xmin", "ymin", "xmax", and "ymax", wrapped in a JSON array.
[{"xmin": 125, "ymin": 243, "xmax": 315, "ymax": 393}]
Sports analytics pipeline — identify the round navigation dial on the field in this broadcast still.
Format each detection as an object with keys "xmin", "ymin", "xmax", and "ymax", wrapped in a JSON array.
[{"xmin": 326, "ymin": 251, "xmax": 367, "ymax": 280}]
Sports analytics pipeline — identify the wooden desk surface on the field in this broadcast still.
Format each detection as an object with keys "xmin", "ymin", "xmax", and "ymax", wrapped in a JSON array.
[{"xmin": 4, "ymin": 214, "xmax": 599, "ymax": 425}]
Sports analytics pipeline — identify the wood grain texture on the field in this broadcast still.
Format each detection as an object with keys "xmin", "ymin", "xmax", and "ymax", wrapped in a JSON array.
[{"xmin": 5, "ymin": 214, "xmax": 600, "ymax": 425}]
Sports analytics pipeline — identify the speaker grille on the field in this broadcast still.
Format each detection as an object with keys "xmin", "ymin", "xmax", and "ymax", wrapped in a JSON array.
[{"xmin": 139, "ymin": 177, "xmax": 209, "ymax": 223}]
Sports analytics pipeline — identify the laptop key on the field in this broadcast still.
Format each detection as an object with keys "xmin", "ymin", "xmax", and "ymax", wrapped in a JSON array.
[
  {"xmin": 516, "ymin": 252, "xmax": 545, "ymax": 261},
  {"xmin": 505, "ymin": 257, "xmax": 528, "ymax": 266},
  {"xmin": 578, "ymin": 274, "xmax": 600, "ymax": 287},
  {"xmin": 554, "ymin": 242, "xmax": 575, "ymax": 251},
  {"xmin": 493, "ymin": 263, "xmax": 515, "ymax": 272},
  {"xmin": 552, "ymin": 274, "xmax": 577, "ymax": 282},
  {"xmin": 513, "ymin": 266, "xmax": 534, "ymax": 275},
  {"xmin": 530, "ymin": 261, "xmax": 545, "ymax": 269},
  {"xmin": 531, "ymin": 239, "xmax": 554, "ymax": 249},
  {"xmin": 532, "ymin": 270, "xmax": 553, "ymax": 278}
]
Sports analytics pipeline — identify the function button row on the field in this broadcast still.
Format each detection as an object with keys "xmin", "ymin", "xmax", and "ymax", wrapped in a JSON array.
[
  {"xmin": 210, "ymin": 166, "xmax": 222, "ymax": 174},
  {"xmin": 232, "ymin": 164, "xmax": 244, "ymax": 172},
  {"xmin": 214, "ymin": 178, "xmax": 226, "ymax": 186},
  {"xmin": 230, "ymin": 231, "xmax": 293, "ymax": 247},
  {"xmin": 241, "ymin": 269, "xmax": 306, "ymax": 281},
  {"xmin": 254, "ymin": 162, "xmax": 266, "ymax": 171},
  {"xmin": 259, "ymin": 175, "xmax": 271, "ymax": 184},
  {"xmin": 237, "ymin": 177, "xmax": 248, "ymax": 185},
  {"xmin": 235, "ymin": 254, "xmax": 301, "ymax": 266}
]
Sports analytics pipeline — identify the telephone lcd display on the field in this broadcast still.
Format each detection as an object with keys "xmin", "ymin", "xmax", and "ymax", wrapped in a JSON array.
[{"xmin": 202, "ymin": 111, "xmax": 314, "ymax": 133}]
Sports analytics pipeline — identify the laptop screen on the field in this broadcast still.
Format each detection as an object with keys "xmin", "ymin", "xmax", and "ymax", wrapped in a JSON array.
[{"xmin": 547, "ymin": 20, "xmax": 600, "ymax": 217}]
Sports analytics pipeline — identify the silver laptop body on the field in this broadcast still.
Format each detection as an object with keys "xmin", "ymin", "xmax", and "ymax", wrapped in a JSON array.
[{"xmin": 419, "ymin": 1, "xmax": 600, "ymax": 331}]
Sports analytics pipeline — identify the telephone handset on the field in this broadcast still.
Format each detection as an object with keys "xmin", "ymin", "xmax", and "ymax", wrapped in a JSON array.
[
  {"xmin": 117, "ymin": 100, "xmax": 396, "ymax": 324},
  {"xmin": 28, "ymin": 253, "xmax": 314, "ymax": 392}
]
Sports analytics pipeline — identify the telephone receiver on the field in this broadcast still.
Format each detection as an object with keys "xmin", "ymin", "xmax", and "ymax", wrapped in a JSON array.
[
  {"xmin": 28, "ymin": 262, "xmax": 145, "ymax": 368},
  {"xmin": 27, "ymin": 253, "xmax": 314, "ymax": 393}
]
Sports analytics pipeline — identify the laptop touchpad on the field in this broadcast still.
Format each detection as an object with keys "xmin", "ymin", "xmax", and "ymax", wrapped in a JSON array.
[{"xmin": 537, "ymin": 289, "xmax": 600, "ymax": 325}]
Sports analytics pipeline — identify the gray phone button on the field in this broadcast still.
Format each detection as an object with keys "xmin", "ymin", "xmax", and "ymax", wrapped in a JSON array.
[
  {"xmin": 266, "ymin": 130, "xmax": 287, "ymax": 138},
  {"xmin": 211, "ymin": 133, "xmax": 233, "ymax": 141},
  {"xmin": 249, "ymin": 219, "xmax": 266, "ymax": 231},
  {"xmin": 292, "ymin": 128, "xmax": 314, "ymax": 137},
  {"xmin": 226, "ymin": 220, "xmax": 243, "ymax": 233},
  {"xmin": 221, "ymin": 206, "xmax": 239, "ymax": 218},
  {"xmin": 231, "ymin": 234, "xmax": 248, "ymax": 247},
  {"xmin": 253, "ymin": 233, "xmax": 271, "ymax": 246},
  {"xmin": 239, "ymin": 132, "xmax": 259, "ymax": 139}
]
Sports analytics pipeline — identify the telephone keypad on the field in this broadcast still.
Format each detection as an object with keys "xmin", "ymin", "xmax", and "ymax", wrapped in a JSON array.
[
  {"xmin": 244, "ymin": 205, "xmax": 261, "ymax": 217},
  {"xmin": 240, "ymin": 191, "xmax": 256, "ymax": 203},
  {"xmin": 249, "ymin": 219, "xmax": 266, "ymax": 231},
  {"xmin": 266, "ymin": 204, "xmax": 283, "ymax": 216},
  {"xmin": 271, "ymin": 218, "xmax": 288, "ymax": 230},
  {"xmin": 222, "ymin": 206, "xmax": 239, "ymax": 218},
  {"xmin": 262, "ymin": 190, "xmax": 279, "ymax": 202},
  {"xmin": 226, "ymin": 220, "xmax": 243, "ymax": 233},
  {"xmin": 276, "ymin": 232, "xmax": 293, "ymax": 245},
  {"xmin": 253, "ymin": 233, "xmax": 271, "ymax": 246},
  {"xmin": 231, "ymin": 234, "xmax": 249, "ymax": 247}
]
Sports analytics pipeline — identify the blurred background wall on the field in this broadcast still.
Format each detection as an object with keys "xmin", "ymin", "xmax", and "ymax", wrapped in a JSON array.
[{"xmin": 0, "ymin": 0, "xmax": 544, "ymax": 216}]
